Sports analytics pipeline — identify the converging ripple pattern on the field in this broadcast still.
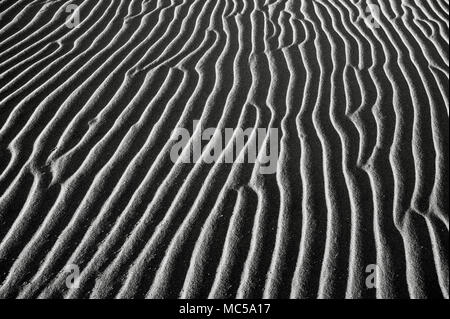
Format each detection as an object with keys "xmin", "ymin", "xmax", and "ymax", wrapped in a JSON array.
[{"xmin": 0, "ymin": 0, "xmax": 448, "ymax": 299}]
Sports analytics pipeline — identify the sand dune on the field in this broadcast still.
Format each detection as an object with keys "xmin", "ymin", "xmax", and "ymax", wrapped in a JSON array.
[{"xmin": 0, "ymin": 0, "xmax": 448, "ymax": 299}]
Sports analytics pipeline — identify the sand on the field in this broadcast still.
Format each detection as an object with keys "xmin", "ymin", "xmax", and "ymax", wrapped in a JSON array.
[{"xmin": 0, "ymin": 0, "xmax": 448, "ymax": 299}]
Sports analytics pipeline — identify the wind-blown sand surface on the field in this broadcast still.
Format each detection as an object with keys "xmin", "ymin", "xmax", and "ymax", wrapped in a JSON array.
[{"xmin": 0, "ymin": 0, "xmax": 448, "ymax": 299}]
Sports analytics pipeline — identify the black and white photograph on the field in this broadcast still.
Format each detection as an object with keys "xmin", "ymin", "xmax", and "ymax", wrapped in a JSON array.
[{"xmin": 0, "ymin": 0, "xmax": 448, "ymax": 308}]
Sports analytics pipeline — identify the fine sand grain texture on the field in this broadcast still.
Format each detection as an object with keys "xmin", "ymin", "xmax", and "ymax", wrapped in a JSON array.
[{"xmin": 0, "ymin": 0, "xmax": 448, "ymax": 299}]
